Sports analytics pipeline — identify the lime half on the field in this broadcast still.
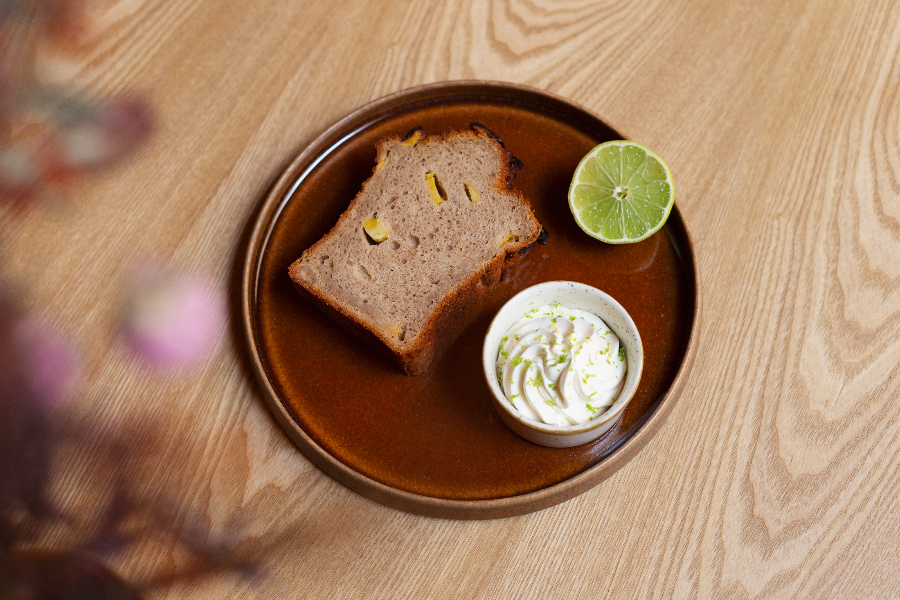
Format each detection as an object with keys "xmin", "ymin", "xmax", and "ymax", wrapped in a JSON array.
[{"xmin": 568, "ymin": 140, "xmax": 674, "ymax": 243}]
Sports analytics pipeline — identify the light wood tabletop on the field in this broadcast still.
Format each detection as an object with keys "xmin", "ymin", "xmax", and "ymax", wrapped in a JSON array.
[{"xmin": 3, "ymin": 0, "xmax": 899, "ymax": 597}]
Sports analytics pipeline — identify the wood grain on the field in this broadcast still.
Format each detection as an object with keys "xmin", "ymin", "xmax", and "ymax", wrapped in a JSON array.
[{"xmin": 2, "ymin": 0, "xmax": 900, "ymax": 597}]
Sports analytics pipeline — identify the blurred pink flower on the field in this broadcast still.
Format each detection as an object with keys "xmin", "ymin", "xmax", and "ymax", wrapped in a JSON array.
[
  {"xmin": 12, "ymin": 313, "xmax": 82, "ymax": 409},
  {"xmin": 121, "ymin": 269, "xmax": 225, "ymax": 369}
]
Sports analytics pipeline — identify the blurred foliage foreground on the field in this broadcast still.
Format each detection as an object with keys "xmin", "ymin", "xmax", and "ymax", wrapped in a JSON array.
[{"xmin": 0, "ymin": 2, "xmax": 265, "ymax": 597}]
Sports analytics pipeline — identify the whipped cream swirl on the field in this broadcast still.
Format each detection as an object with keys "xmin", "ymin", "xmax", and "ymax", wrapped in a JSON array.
[{"xmin": 495, "ymin": 303, "xmax": 626, "ymax": 426}]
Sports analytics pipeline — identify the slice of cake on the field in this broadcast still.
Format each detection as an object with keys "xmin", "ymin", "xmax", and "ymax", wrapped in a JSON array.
[{"xmin": 289, "ymin": 124, "xmax": 543, "ymax": 375}]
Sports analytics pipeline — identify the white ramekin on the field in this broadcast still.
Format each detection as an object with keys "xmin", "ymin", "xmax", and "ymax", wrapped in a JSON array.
[{"xmin": 482, "ymin": 281, "xmax": 644, "ymax": 448}]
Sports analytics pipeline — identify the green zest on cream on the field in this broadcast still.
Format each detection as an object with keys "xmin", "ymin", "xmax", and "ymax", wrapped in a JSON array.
[{"xmin": 495, "ymin": 303, "xmax": 627, "ymax": 426}]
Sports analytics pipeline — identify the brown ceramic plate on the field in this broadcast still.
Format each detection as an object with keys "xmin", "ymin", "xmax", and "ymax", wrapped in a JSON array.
[{"xmin": 242, "ymin": 81, "xmax": 701, "ymax": 520}]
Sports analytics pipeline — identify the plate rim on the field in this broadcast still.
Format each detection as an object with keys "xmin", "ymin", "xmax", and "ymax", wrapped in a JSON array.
[{"xmin": 241, "ymin": 80, "xmax": 702, "ymax": 520}]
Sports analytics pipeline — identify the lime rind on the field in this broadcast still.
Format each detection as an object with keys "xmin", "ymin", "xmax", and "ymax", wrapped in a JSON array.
[{"xmin": 568, "ymin": 140, "xmax": 674, "ymax": 244}]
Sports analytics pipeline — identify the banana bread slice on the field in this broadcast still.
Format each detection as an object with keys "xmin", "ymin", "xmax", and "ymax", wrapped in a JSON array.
[{"xmin": 289, "ymin": 124, "xmax": 542, "ymax": 375}]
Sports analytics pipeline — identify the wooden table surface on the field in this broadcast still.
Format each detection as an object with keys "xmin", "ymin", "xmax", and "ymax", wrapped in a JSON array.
[{"xmin": 3, "ymin": 0, "xmax": 900, "ymax": 597}]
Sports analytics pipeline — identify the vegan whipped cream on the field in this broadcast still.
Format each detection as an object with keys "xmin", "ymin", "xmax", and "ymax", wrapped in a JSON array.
[{"xmin": 495, "ymin": 303, "xmax": 626, "ymax": 426}]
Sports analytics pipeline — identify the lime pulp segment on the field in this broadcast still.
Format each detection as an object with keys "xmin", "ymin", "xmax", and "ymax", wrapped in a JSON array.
[{"xmin": 568, "ymin": 141, "xmax": 674, "ymax": 243}]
